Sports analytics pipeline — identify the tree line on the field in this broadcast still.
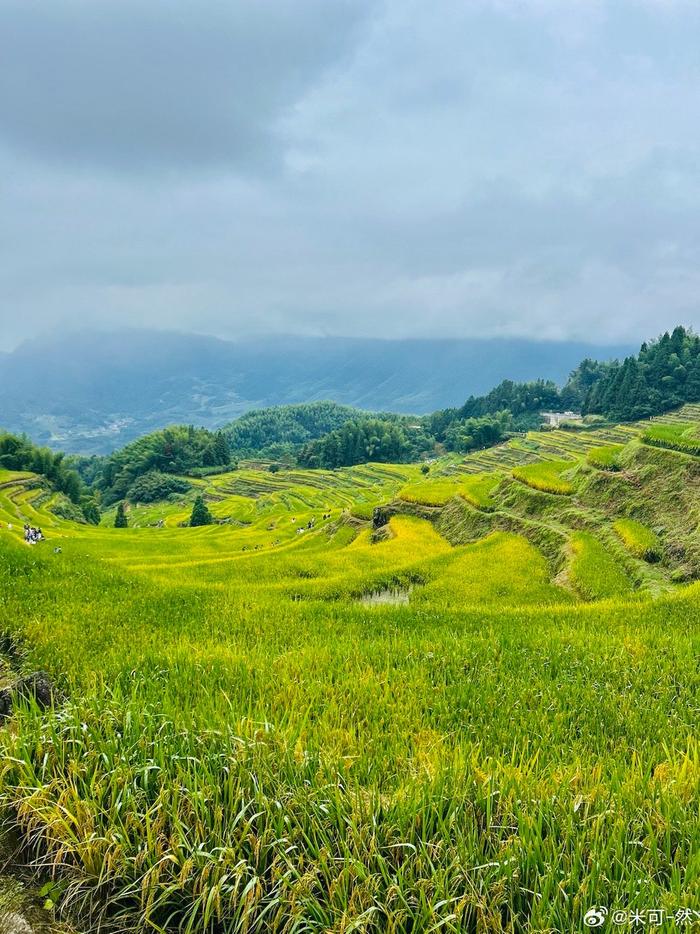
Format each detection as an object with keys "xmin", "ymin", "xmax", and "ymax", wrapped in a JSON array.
[
  {"xmin": 91, "ymin": 425, "xmax": 232, "ymax": 504},
  {"xmin": 226, "ymin": 401, "xmax": 362, "ymax": 460},
  {"xmin": 581, "ymin": 327, "xmax": 700, "ymax": 421}
]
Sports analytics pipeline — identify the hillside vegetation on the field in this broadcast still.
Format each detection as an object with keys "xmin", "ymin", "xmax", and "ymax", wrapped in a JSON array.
[
  {"xmin": 63, "ymin": 329, "xmax": 700, "ymax": 501},
  {"xmin": 1, "ymin": 400, "xmax": 699, "ymax": 931},
  {"xmin": 0, "ymin": 331, "xmax": 635, "ymax": 453},
  {"xmin": 224, "ymin": 401, "xmax": 369, "ymax": 459},
  {"xmin": 584, "ymin": 326, "xmax": 700, "ymax": 420}
]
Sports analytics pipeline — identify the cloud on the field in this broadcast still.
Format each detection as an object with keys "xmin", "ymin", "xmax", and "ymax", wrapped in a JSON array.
[
  {"xmin": 0, "ymin": 0, "xmax": 369, "ymax": 171},
  {"xmin": 1, "ymin": 0, "xmax": 700, "ymax": 349}
]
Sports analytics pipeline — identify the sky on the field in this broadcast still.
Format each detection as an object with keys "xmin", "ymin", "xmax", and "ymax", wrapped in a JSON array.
[{"xmin": 1, "ymin": 0, "xmax": 700, "ymax": 351}]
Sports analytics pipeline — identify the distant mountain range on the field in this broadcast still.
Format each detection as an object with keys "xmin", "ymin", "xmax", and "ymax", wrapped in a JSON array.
[{"xmin": 0, "ymin": 329, "xmax": 634, "ymax": 453}]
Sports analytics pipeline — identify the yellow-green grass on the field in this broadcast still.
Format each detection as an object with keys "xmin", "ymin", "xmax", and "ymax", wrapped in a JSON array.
[
  {"xmin": 413, "ymin": 531, "xmax": 572, "ymax": 607},
  {"xmin": 399, "ymin": 473, "xmax": 499, "ymax": 510},
  {"xmin": 0, "ymin": 469, "xmax": 34, "ymax": 484},
  {"xmin": 568, "ymin": 532, "xmax": 634, "ymax": 600},
  {"xmin": 614, "ymin": 518, "xmax": 662, "ymax": 563},
  {"xmin": 642, "ymin": 422, "xmax": 700, "ymax": 456},
  {"xmin": 1, "ymin": 530, "xmax": 698, "ymax": 931},
  {"xmin": 0, "ymin": 452, "xmax": 699, "ymax": 931},
  {"xmin": 349, "ymin": 501, "xmax": 374, "ymax": 519},
  {"xmin": 587, "ymin": 444, "xmax": 623, "ymax": 470},
  {"xmin": 512, "ymin": 459, "xmax": 576, "ymax": 495}
]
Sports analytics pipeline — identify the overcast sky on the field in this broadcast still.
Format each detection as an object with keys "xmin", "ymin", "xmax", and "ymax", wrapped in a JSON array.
[{"xmin": 1, "ymin": 0, "xmax": 700, "ymax": 350}]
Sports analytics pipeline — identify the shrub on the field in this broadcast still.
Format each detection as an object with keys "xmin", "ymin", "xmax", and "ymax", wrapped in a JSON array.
[
  {"xmin": 127, "ymin": 471, "xmax": 191, "ymax": 503},
  {"xmin": 81, "ymin": 498, "xmax": 101, "ymax": 525},
  {"xmin": 187, "ymin": 463, "xmax": 238, "ymax": 478},
  {"xmin": 50, "ymin": 496, "xmax": 87, "ymax": 524}
]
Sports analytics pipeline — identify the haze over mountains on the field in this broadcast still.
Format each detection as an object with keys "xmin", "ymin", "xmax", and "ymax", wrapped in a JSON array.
[{"xmin": 0, "ymin": 329, "xmax": 634, "ymax": 454}]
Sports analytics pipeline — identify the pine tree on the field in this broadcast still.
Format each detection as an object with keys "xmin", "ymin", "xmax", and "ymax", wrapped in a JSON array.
[
  {"xmin": 686, "ymin": 357, "xmax": 700, "ymax": 401},
  {"xmin": 213, "ymin": 431, "xmax": 231, "ymax": 465},
  {"xmin": 114, "ymin": 502, "xmax": 128, "ymax": 528},
  {"xmin": 190, "ymin": 495, "xmax": 213, "ymax": 527}
]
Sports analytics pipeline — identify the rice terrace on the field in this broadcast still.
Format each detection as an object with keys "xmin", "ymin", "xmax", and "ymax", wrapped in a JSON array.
[
  {"xmin": 6, "ymin": 1, "xmax": 700, "ymax": 928},
  {"xmin": 1, "ymin": 331, "xmax": 700, "ymax": 932}
]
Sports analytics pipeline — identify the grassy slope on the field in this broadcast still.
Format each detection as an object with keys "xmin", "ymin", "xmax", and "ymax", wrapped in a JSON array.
[
  {"xmin": 399, "ymin": 473, "xmax": 498, "ymax": 509},
  {"xmin": 1, "ymin": 404, "xmax": 700, "ymax": 932}
]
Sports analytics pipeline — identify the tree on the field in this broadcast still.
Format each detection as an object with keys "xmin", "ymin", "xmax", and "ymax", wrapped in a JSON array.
[
  {"xmin": 81, "ymin": 498, "xmax": 101, "ymax": 525},
  {"xmin": 97, "ymin": 425, "xmax": 236, "ymax": 504},
  {"xmin": 213, "ymin": 431, "xmax": 231, "ymax": 465},
  {"xmin": 190, "ymin": 495, "xmax": 213, "ymax": 527},
  {"xmin": 114, "ymin": 503, "xmax": 128, "ymax": 528}
]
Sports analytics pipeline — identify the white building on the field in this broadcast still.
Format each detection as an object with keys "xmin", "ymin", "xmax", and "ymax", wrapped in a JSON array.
[{"xmin": 540, "ymin": 411, "xmax": 583, "ymax": 428}]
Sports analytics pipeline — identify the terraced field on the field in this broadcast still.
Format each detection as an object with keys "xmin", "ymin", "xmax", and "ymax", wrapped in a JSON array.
[
  {"xmin": 455, "ymin": 403, "xmax": 700, "ymax": 475},
  {"xmin": 1, "ymin": 405, "xmax": 699, "ymax": 932}
]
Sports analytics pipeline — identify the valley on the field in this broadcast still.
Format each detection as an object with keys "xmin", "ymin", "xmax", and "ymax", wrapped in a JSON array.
[{"xmin": 1, "ymin": 403, "xmax": 699, "ymax": 931}]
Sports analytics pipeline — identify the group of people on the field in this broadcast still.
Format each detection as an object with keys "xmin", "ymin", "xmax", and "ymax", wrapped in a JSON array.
[{"xmin": 24, "ymin": 524, "xmax": 44, "ymax": 544}]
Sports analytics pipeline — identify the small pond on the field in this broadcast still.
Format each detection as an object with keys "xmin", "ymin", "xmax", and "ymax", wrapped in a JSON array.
[{"xmin": 359, "ymin": 586, "xmax": 412, "ymax": 606}]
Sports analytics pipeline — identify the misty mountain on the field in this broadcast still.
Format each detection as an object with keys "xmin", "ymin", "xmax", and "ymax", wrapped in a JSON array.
[{"xmin": 0, "ymin": 329, "xmax": 633, "ymax": 454}]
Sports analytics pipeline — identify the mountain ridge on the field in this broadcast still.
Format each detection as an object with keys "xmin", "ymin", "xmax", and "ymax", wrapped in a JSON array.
[{"xmin": 0, "ymin": 328, "xmax": 634, "ymax": 453}]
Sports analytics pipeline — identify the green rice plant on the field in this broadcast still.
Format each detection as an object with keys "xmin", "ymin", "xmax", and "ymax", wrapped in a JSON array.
[
  {"xmin": 512, "ymin": 459, "xmax": 575, "ymax": 495},
  {"xmin": 568, "ymin": 532, "xmax": 634, "ymax": 600},
  {"xmin": 1, "ymin": 420, "xmax": 700, "ymax": 932},
  {"xmin": 587, "ymin": 444, "xmax": 623, "ymax": 470},
  {"xmin": 399, "ymin": 473, "xmax": 498, "ymax": 510},
  {"xmin": 1, "ymin": 528, "xmax": 699, "ymax": 931},
  {"xmin": 413, "ymin": 531, "xmax": 572, "ymax": 607},
  {"xmin": 349, "ymin": 501, "xmax": 374, "ymax": 520},
  {"xmin": 641, "ymin": 423, "xmax": 700, "ymax": 456},
  {"xmin": 614, "ymin": 518, "xmax": 662, "ymax": 562}
]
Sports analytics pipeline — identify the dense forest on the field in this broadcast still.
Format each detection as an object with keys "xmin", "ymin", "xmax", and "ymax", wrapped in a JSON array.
[
  {"xmin": 90, "ymin": 407, "xmax": 373, "ymax": 501},
  {"xmin": 0, "ymin": 432, "xmax": 83, "ymax": 502},
  {"xmin": 297, "ymin": 418, "xmax": 428, "ymax": 468},
  {"xmin": 426, "ymin": 327, "xmax": 700, "ymax": 449},
  {"xmin": 273, "ymin": 327, "xmax": 700, "ymax": 467},
  {"xmin": 224, "ymin": 402, "xmax": 366, "ymax": 459},
  {"xmin": 95, "ymin": 426, "xmax": 231, "ymax": 504},
  {"xmin": 425, "ymin": 382, "xmax": 560, "ymax": 451},
  {"xmin": 582, "ymin": 326, "xmax": 700, "ymax": 420}
]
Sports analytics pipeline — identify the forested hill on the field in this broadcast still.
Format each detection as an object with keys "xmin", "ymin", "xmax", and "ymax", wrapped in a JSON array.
[
  {"xmin": 60, "ymin": 327, "xmax": 700, "ymax": 499},
  {"xmin": 224, "ymin": 402, "xmax": 366, "ymax": 459},
  {"xmin": 582, "ymin": 326, "xmax": 700, "ymax": 420},
  {"xmin": 0, "ymin": 330, "xmax": 632, "ymax": 453},
  {"xmin": 4, "ymin": 327, "xmax": 699, "ymax": 502}
]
